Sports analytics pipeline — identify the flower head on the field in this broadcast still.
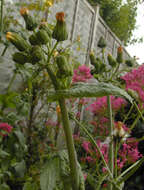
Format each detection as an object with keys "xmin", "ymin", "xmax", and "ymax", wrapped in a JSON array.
[
  {"xmin": 0, "ymin": 123, "xmax": 13, "ymax": 136},
  {"xmin": 20, "ymin": 7, "xmax": 29, "ymax": 16},
  {"xmin": 56, "ymin": 12, "xmax": 65, "ymax": 22}
]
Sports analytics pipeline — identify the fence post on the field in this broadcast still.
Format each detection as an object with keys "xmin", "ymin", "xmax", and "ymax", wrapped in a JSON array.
[
  {"xmin": 70, "ymin": 0, "xmax": 80, "ymax": 41},
  {"xmin": 85, "ymin": 4, "xmax": 100, "ymax": 65}
]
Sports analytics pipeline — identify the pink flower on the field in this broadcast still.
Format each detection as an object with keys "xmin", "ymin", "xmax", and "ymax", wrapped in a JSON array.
[
  {"xmin": 0, "ymin": 123, "xmax": 13, "ymax": 136},
  {"xmin": 72, "ymin": 65, "xmax": 92, "ymax": 83},
  {"xmin": 82, "ymin": 141, "xmax": 91, "ymax": 153},
  {"xmin": 121, "ymin": 64, "xmax": 144, "ymax": 102},
  {"xmin": 86, "ymin": 96, "xmax": 127, "ymax": 115},
  {"xmin": 83, "ymin": 173, "xmax": 88, "ymax": 181}
]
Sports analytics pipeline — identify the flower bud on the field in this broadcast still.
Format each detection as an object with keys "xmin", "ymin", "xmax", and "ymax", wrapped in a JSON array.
[
  {"xmin": 56, "ymin": 55, "xmax": 73, "ymax": 78},
  {"xmin": 89, "ymin": 51, "xmax": 99, "ymax": 73},
  {"xmin": 107, "ymin": 54, "xmax": 117, "ymax": 67},
  {"xmin": 6, "ymin": 32, "xmax": 30, "ymax": 52},
  {"xmin": 20, "ymin": 7, "xmax": 38, "ymax": 31},
  {"xmin": 125, "ymin": 59, "xmax": 133, "ymax": 67},
  {"xmin": 39, "ymin": 21, "xmax": 52, "ymax": 37},
  {"xmin": 116, "ymin": 46, "xmax": 123, "ymax": 63},
  {"xmin": 36, "ymin": 29, "xmax": 50, "ymax": 45},
  {"xmin": 97, "ymin": 36, "xmax": 106, "ymax": 49},
  {"xmin": 29, "ymin": 33, "xmax": 41, "ymax": 46},
  {"xmin": 30, "ymin": 46, "xmax": 44, "ymax": 64},
  {"xmin": 13, "ymin": 52, "xmax": 30, "ymax": 64},
  {"xmin": 52, "ymin": 12, "xmax": 68, "ymax": 42}
]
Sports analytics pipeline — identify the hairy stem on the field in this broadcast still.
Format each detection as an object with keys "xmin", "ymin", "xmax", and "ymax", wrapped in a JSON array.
[
  {"xmin": 46, "ymin": 42, "xmax": 80, "ymax": 190},
  {"xmin": 59, "ymin": 98, "xmax": 79, "ymax": 190}
]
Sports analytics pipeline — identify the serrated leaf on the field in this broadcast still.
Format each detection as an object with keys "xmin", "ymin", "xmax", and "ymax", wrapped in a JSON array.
[
  {"xmin": 40, "ymin": 157, "xmax": 60, "ymax": 190},
  {"xmin": 46, "ymin": 82, "xmax": 133, "ymax": 103}
]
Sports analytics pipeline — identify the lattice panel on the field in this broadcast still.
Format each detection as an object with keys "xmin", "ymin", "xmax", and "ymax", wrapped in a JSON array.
[
  {"xmin": 106, "ymin": 31, "xmax": 114, "ymax": 54},
  {"xmin": 94, "ymin": 19, "xmax": 106, "ymax": 53},
  {"xmin": 73, "ymin": 0, "xmax": 94, "ymax": 64}
]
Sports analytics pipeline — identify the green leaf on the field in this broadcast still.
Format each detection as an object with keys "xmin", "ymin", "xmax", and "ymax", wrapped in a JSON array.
[
  {"xmin": 40, "ymin": 157, "xmax": 60, "ymax": 190},
  {"xmin": 46, "ymin": 82, "xmax": 133, "ymax": 103},
  {"xmin": 14, "ymin": 130, "xmax": 26, "ymax": 147},
  {"xmin": 0, "ymin": 149, "xmax": 10, "ymax": 158},
  {"xmin": 14, "ymin": 160, "xmax": 26, "ymax": 178},
  {"xmin": 0, "ymin": 183, "xmax": 10, "ymax": 190},
  {"xmin": 23, "ymin": 182, "xmax": 38, "ymax": 190}
]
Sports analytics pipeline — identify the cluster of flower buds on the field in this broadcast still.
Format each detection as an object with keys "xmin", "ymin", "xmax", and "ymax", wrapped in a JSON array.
[
  {"xmin": 6, "ymin": 8, "xmax": 68, "ymax": 66},
  {"xmin": 89, "ymin": 51, "xmax": 106, "ymax": 75}
]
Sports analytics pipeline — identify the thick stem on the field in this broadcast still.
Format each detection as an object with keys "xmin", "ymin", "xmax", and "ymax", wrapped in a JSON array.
[
  {"xmin": 45, "ymin": 42, "xmax": 79, "ymax": 190},
  {"xmin": 107, "ymin": 95, "xmax": 114, "ymax": 190},
  {"xmin": 59, "ymin": 98, "xmax": 79, "ymax": 190}
]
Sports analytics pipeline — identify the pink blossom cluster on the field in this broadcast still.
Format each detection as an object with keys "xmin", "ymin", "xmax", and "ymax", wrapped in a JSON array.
[
  {"xmin": 121, "ymin": 64, "xmax": 144, "ymax": 101},
  {"xmin": 81, "ymin": 140, "xmax": 108, "ymax": 164},
  {"xmin": 90, "ymin": 117, "xmax": 109, "ymax": 136},
  {"xmin": 72, "ymin": 65, "xmax": 92, "ymax": 83},
  {"xmin": 118, "ymin": 138, "xmax": 142, "ymax": 167},
  {"xmin": 81, "ymin": 137, "xmax": 142, "ymax": 172},
  {"xmin": 0, "ymin": 123, "xmax": 13, "ymax": 136},
  {"xmin": 87, "ymin": 96, "xmax": 127, "ymax": 115}
]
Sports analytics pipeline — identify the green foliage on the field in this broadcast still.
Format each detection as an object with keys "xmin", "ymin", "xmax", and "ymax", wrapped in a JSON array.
[
  {"xmin": 40, "ymin": 157, "xmax": 60, "ymax": 190},
  {"xmin": 88, "ymin": 0, "xmax": 141, "ymax": 45}
]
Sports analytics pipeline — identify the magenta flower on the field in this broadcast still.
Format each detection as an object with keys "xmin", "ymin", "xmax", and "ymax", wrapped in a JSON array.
[
  {"xmin": 0, "ymin": 123, "xmax": 13, "ymax": 136},
  {"xmin": 87, "ymin": 96, "xmax": 127, "ymax": 115},
  {"xmin": 121, "ymin": 64, "xmax": 144, "ymax": 102},
  {"xmin": 72, "ymin": 65, "xmax": 92, "ymax": 83}
]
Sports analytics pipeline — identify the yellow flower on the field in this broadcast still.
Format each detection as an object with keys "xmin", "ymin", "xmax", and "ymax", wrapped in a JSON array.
[
  {"xmin": 53, "ymin": 50, "xmax": 59, "ymax": 57},
  {"xmin": 6, "ymin": 32, "xmax": 14, "ymax": 40},
  {"xmin": 45, "ymin": 0, "xmax": 53, "ymax": 7},
  {"xmin": 56, "ymin": 105, "xmax": 61, "ymax": 114}
]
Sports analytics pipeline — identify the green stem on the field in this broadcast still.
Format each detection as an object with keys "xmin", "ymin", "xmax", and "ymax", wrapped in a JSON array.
[
  {"xmin": 114, "ymin": 140, "xmax": 118, "ymax": 178},
  {"xmin": 46, "ymin": 41, "xmax": 79, "ymax": 190},
  {"xmin": 122, "ymin": 104, "xmax": 134, "ymax": 124},
  {"xmin": 58, "ymin": 98, "xmax": 79, "ymax": 190},
  {"xmin": 130, "ymin": 104, "xmax": 144, "ymax": 131},
  {"xmin": 107, "ymin": 95, "xmax": 114, "ymax": 190},
  {"xmin": 134, "ymin": 102, "xmax": 144, "ymax": 122},
  {"xmin": 0, "ymin": 0, "xmax": 4, "ymax": 40},
  {"xmin": 109, "ymin": 64, "xmax": 119, "ymax": 81}
]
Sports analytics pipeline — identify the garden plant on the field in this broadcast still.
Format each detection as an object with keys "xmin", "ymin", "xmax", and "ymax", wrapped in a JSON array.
[{"xmin": 0, "ymin": 1, "xmax": 144, "ymax": 190}]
